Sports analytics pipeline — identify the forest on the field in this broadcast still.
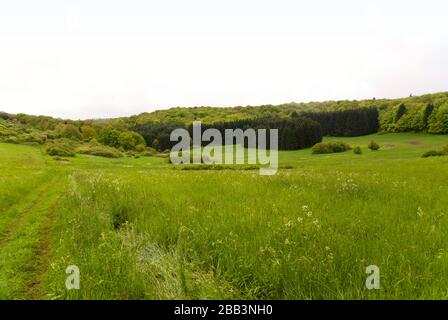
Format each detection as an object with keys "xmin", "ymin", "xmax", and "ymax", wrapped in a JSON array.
[{"xmin": 1, "ymin": 92, "xmax": 448, "ymax": 158}]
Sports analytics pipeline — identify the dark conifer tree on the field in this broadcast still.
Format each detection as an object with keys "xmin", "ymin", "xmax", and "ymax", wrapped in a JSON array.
[
  {"xmin": 395, "ymin": 104, "xmax": 407, "ymax": 122},
  {"xmin": 423, "ymin": 103, "xmax": 435, "ymax": 129}
]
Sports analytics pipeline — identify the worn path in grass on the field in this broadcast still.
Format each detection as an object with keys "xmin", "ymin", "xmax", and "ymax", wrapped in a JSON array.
[
  {"xmin": 0, "ymin": 183, "xmax": 52, "ymax": 246},
  {"xmin": 0, "ymin": 171, "xmax": 67, "ymax": 299}
]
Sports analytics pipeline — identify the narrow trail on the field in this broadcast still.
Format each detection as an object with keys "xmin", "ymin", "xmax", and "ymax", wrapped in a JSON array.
[
  {"xmin": 0, "ymin": 182, "xmax": 52, "ymax": 248},
  {"xmin": 0, "ymin": 172, "xmax": 67, "ymax": 300},
  {"xmin": 24, "ymin": 194, "xmax": 63, "ymax": 300}
]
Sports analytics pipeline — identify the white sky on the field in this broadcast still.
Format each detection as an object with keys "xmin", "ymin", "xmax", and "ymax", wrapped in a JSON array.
[{"xmin": 0, "ymin": 0, "xmax": 447, "ymax": 119}]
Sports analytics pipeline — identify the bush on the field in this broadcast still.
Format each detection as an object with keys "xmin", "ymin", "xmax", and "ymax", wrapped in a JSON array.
[
  {"xmin": 353, "ymin": 146, "xmax": 362, "ymax": 155},
  {"xmin": 118, "ymin": 131, "xmax": 146, "ymax": 151},
  {"xmin": 140, "ymin": 147, "xmax": 158, "ymax": 157},
  {"xmin": 57, "ymin": 124, "xmax": 82, "ymax": 140},
  {"xmin": 81, "ymin": 125, "xmax": 97, "ymax": 141},
  {"xmin": 422, "ymin": 145, "xmax": 448, "ymax": 158},
  {"xmin": 5, "ymin": 136, "xmax": 19, "ymax": 144},
  {"xmin": 135, "ymin": 144, "xmax": 146, "ymax": 152},
  {"xmin": 46, "ymin": 141, "xmax": 76, "ymax": 157},
  {"xmin": 368, "ymin": 141, "xmax": 381, "ymax": 151},
  {"xmin": 312, "ymin": 141, "xmax": 351, "ymax": 154},
  {"xmin": 422, "ymin": 150, "xmax": 445, "ymax": 158},
  {"xmin": 99, "ymin": 127, "xmax": 121, "ymax": 148},
  {"xmin": 18, "ymin": 132, "xmax": 46, "ymax": 144},
  {"xmin": 76, "ymin": 145, "xmax": 122, "ymax": 158},
  {"xmin": 152, "ymin": 139, "xmax": 160, "ymax": 151}
]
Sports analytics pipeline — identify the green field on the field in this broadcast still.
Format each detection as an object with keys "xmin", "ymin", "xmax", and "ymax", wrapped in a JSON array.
[{"xmin": 1, "ymin": 133, "xmax": 448, "ymax": 300}]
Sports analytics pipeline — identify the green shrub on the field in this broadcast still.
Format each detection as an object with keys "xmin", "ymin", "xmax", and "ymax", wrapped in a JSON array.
[
  {"xmin": 353, "ymin": 146, "xmax": 362, "ymax": 155},
  {"xmin": 141, "ymin": 147, "xmax": 158, "ymax": 157},
  {"xmin": 422, "ymin": 145, "xmax": 448, "ymax": 158},
  {"xmin": 135, "ymin": 144, "xmax": 146, "ymax": 152},
  {"xmin": 5, "ymin": 136, "xmax": 19, "ymax": 144},
  {"xmin": 152, "ymin": 138, "xmax": 160, "ymax": 151},
  {"xmin": 18, "ymin": 132, "xmax": 46, "ymax": 144},
  {"xmin": 368, "ymin": 141, "xmax": 381, "ymax": 151},
  {"xmin": 57, "ymin": 123, "xmax": 82, "ymax": 140},
  {"xmin": 45, "ymin": 131, "xmax": 60, "ymax": 140},
  {"xmin": 99, "ymin": 127, "xmax": 121, "ymax": 148},
  {"xmin": 312, "ymin": 141, "xmax": 351, "ymax": 154},
  {"xmin": 46, "ymin": 141, "xmax": 76, "ymax": 157},
  {"xmin": 118, "ymin": 131, "xmax": 146, "ymax": 151},
  {"xmin": 76, "ymin": 145, "xmax": 122, "ymax": 158},
  {"xmin": 422, "ymin": 150, "xmax": 445, "ymax": 158},
  {"xmin": 0, "ymin": 127, "xmax": 15, "ymax": 137},
  {"xmin": 80, "ymin": 125, "xmax": 97, "ymax": 141}
]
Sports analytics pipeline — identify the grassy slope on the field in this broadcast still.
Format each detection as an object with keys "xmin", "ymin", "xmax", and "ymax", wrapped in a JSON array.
[{"xmin": 1, "ymin": 133, "xmax": 448, "ymax": 299}]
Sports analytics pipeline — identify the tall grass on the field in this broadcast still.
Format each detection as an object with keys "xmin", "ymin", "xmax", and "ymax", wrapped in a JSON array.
[
  {"xmin": 45, "ymin": 134, "xmax": 448, "ymax": 299},
  {"xmin": 2, "ymin": 135, "xmax": 448, "ymax": 300}
]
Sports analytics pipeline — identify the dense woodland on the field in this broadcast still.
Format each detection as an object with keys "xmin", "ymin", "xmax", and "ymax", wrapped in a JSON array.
[
  {"xmin": 301, "ymin": 108, "xmax": 379, "ymax": 137},
  {"xmin": 1, "ymin": 92, "xmax": 447, "ymax": 156},
  {"xmin": 197, "ymin": 117, "xmax": 323, "ymax": 150}
]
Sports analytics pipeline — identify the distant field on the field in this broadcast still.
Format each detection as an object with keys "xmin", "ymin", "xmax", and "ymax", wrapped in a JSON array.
[{"xmin": 1, "ymin": 133, "xmax": 448, "ymax": 299}]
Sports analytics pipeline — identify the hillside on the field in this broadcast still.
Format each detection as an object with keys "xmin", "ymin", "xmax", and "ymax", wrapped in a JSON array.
[
  {"xmin": 115, "ymin": 91, "xmax": 447, "ymax": 126},
  {"xmin": 1, "ymin": 91, "xmax": 447, "ymax": 156},
  {"xmin": 2, "ymin": 91, "xmax": 448, "ymax": 126}
]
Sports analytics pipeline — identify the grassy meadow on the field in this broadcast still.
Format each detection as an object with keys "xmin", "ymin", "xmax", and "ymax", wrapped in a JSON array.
[{"xmin": 1, "ymin": 133, "xmax": 448, "ymax": 299}]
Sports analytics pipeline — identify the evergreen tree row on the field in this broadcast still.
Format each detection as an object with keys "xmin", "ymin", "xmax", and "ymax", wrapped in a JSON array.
[
  {"xmin": 132, "ymin": 121, "xmax": 184, "ymax": 151},
  {"xmin": 195, "ymin": 117, "xmax": 323, "ymax": 151},
  {"xmin": 300, "ymin": 108, "xmax": 379, "ymax": 137}
]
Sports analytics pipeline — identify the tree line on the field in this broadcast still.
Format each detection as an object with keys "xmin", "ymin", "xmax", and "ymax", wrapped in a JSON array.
[
  {"xmin": 132, "ymin": 117, "xmax": 323, "ymax": 151},
  {"xmin": 2, "ymin": 91, "xmax": 448, "ymax": 153},
  {"xmin": 300, "ymin": 108, "xmax": 379, "ymax": 137},
  {"xmin": 195, "ymin": 117, "xmax": 323, "ymax": 150},
  {"xmin": 379, "ymin": 102, "xmax": 448, "ymax": 134}
]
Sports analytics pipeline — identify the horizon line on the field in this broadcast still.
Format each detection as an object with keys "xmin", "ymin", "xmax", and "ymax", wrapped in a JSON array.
[{"xmin": 1, "ymin": 90, "xmax": 446, "ymax": 122}]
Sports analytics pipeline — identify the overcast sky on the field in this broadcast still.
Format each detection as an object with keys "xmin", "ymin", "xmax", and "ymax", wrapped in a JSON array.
[{"xmin": 0, "ymin": 0, "xmax": 447, "ymax": 119}]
